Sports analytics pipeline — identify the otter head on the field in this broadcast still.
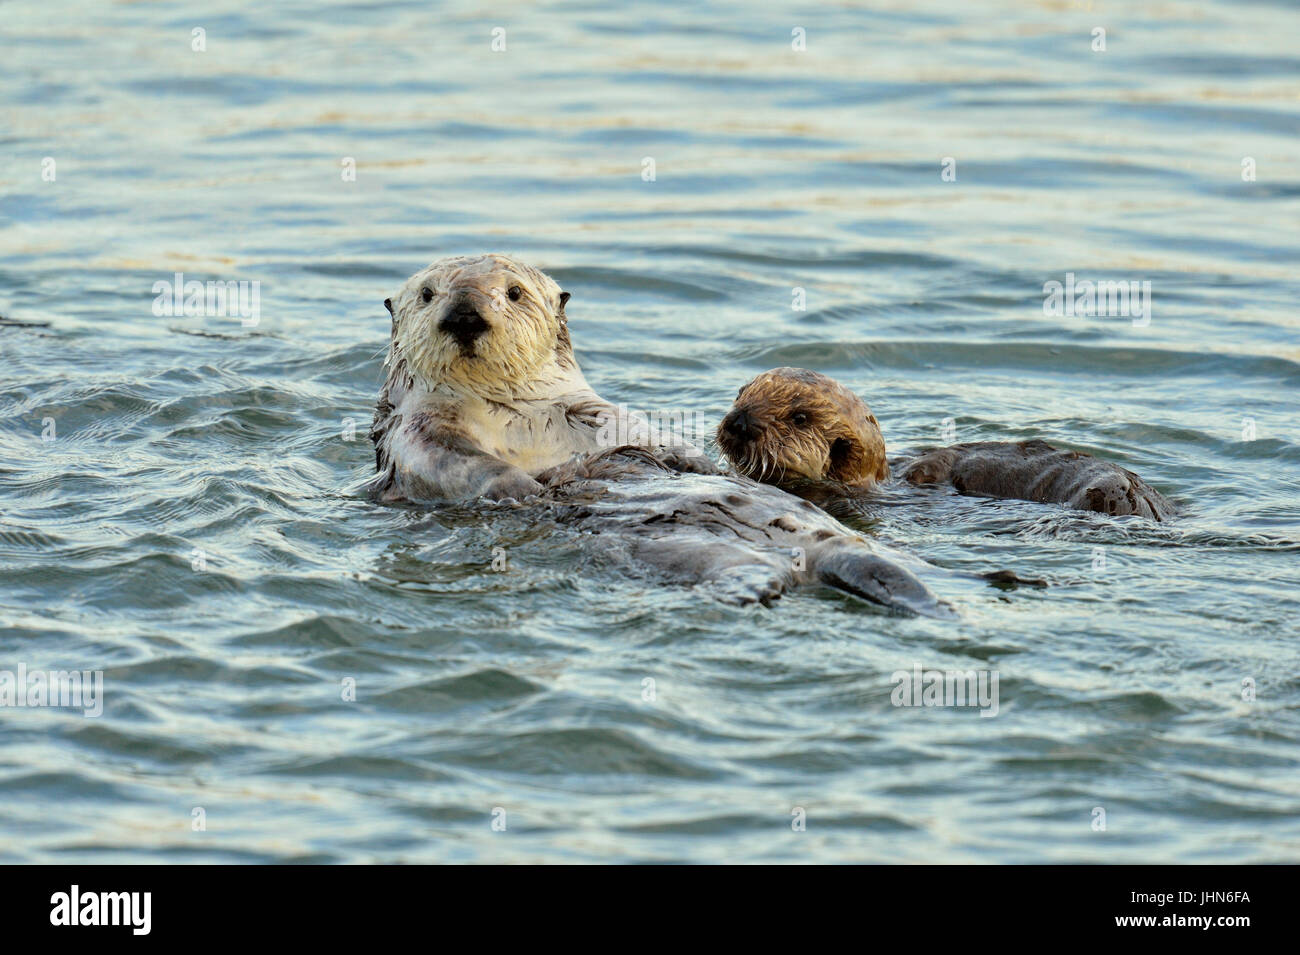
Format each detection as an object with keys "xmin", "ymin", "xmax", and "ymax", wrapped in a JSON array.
[
  {"xmin": 384, "ymin": 253, "xmax": 573, "ymax": 397},
  {"xmin": 716, "ymin": 367, "xmax": 889, "ymax": 492}
]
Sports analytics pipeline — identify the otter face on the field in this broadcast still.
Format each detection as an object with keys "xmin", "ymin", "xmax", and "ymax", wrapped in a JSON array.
[
  {"xmin": 716, "ymin": 367, "xmax": 889, "ymax": 491},
  {"xmin": 384, "ymin": 253, "xmax": 572, "ymax": 395}
]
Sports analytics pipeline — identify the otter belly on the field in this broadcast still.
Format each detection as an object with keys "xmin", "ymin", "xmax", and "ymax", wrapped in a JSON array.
[{"xmin": 538, "ymin": 448, "xmax": 949, "ymax": 615}]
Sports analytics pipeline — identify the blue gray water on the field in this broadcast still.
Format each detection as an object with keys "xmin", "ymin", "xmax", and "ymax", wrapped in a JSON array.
[{"xmin": 1, "ymin": 0, "xmax": 1298, "ymax": 863}]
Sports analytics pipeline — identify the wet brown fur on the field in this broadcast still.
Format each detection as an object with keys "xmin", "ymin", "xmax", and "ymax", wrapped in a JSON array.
[
  {"xmin": 716, "ymin": 367, "xmax": 889, "ymax": 490},
  {"xmin": 900, "ymin": 439, "xmax": 1175, "ymax": 521}
]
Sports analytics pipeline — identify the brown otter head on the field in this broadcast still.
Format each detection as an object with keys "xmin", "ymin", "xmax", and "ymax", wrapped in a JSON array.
[{"xmin": 716, "ymin": 367, "xmax": 889, "ymax": 493}]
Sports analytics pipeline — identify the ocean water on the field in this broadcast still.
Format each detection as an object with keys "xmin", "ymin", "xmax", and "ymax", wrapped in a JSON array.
[{"xmin": 1, "ymin": 0, "xmax": 1297, "ymax": 863}]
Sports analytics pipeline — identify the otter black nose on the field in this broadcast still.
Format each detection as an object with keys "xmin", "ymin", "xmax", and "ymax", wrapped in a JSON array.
[
  {"xmin": 439, "ymin": 300, "xmax": 489, "ymax": 349},
  {"xmin": 723, "ymin": 408, "xmax": 758, "ymax": 441}
]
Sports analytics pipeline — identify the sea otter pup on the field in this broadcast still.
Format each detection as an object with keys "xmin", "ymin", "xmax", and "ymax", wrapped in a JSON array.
[
  {"xmin": 717, "ymin": 367, "xmax": 890, "ymax": 494},
  {"xmin": 718, "ymin": 367, "xmax": 1175, "ymax": 521},
  {"xmin": 367, "ymin": 256, "xmax": 946, "ymax": 613}
]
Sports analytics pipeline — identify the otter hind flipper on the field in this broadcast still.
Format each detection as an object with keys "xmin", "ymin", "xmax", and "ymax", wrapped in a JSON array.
[
  {"xmin": 1078, "ymin": 467, "xmax": 1176, "ymax": 521},
  {"xmin": 811, "ymin": 539, "xmax": 952, "ymax": 618}
]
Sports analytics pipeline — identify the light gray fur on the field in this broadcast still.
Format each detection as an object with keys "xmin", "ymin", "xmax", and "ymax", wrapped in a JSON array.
[{"xmin": 536, "ymin": 447, "xmax": 949, "ymax": 615}]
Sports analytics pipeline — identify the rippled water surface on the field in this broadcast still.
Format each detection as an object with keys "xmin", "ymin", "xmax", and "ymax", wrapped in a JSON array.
[{"xmin": 2, "ymin": 0, "xmax": 1298, "ymax": 862}]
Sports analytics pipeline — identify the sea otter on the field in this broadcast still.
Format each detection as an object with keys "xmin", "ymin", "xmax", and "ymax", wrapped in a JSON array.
[
  {"xmin": 368, "ymin": 253, "xmax": 677, "ymax": 502},
  {"xmin": 367, "ymin": 255, "xmax": 948, "ymax": 613},
  {"xmin": 717, "ymin": 367, "xmax": 1175, "ymax": 521}
]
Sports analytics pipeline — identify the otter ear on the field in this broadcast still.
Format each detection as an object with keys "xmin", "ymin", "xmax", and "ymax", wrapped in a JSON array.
[
  {"xmin": 559, "ymin": 291, "xmax": 571, "ymax": 310},
  {"xmin": 384, "ymin": 298, "xmax": 394, "ymax": 316}
]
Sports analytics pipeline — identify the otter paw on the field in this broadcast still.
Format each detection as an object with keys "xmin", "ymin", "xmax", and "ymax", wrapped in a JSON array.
[{"xmin": 482, "ymin": 471, "xmax": 544, "ymax": 502}]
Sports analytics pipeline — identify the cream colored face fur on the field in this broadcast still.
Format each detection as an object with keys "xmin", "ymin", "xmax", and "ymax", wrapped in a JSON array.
[
  {"xmin": 372, "ymin": 253, "xmax": 705, "ymax": 499},
  {"xmin": 371, "ymin": 253, "xmax": 627, "ymax": 494},
  {"xmin": 386, "ymin": 253, "xmax": 573, "ymax": 399}
]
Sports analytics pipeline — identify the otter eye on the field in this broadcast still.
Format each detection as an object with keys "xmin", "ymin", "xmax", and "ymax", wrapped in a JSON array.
[
  {"xmin": 421, "ymin": 287, "xmax": 433, "ymax": 303},
  {"xmin": 791, "ymin": 412, "xmax": 809, "ymax": 427},
  {"xmin": 508, "ymin": 285, "xmax": 522, "ymax": 302}
]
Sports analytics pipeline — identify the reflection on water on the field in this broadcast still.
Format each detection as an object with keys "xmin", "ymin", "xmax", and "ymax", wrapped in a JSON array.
[{"xmin": 0, "ymin": 0, "xmax": 1298, "ymax": 862}]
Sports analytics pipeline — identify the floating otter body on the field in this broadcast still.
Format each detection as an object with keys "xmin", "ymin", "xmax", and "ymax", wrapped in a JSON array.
[
  {"xmin": 537, "ymin": 446, "xmax": 946, "ymax": 614},
  {"xmin": 367, "ymin": 256, "xmax": 946, "ymax": 613},
  {"xmin": 718, "ymin": 367, "xmax": 1175, "ymax": 521},
  {"xmin": 898, "ymin": 440, "xmax": 1174, "ymax": 520}
]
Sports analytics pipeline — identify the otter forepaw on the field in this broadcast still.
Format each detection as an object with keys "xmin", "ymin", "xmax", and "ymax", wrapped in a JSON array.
[{"xmin": 481, "ymin": 471, "xmax": 544, "ymax": 502}]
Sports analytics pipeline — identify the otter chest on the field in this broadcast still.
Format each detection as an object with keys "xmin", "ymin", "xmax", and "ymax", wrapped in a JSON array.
[{"xmin": 465, "ymin": 400, "xmax": 598, "ymax": 472}]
